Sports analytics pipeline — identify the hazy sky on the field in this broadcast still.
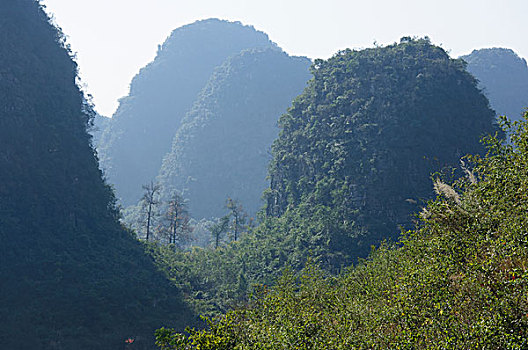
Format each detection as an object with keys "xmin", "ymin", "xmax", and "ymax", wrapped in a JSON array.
[{"xmin": 41, "ymin": 0, "xmax": 528, "ymax": 117}]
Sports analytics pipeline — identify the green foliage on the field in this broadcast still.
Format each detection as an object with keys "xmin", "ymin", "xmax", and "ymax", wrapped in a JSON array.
[
  {"xmin": 155, "ymin": 315, "xmax": 241, "ymax": 350},
  {"xmin": 147, "ymin": 199, "xmax": 356, "ymax": 319},
  {"xmin": 148, "ymin": 39, "xmax": 501, "ymax": 324},
  {"xmin": 157, "ymin": 112, "xmax": 528, "ymax": 349},
  {"xmin": 266, "ymin": 37, "xmax": 500, "ymax": 264}
]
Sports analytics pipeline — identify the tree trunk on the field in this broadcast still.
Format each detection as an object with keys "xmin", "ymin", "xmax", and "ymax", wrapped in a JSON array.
[{"xmin": 146, "ymin": 203, "xmax": 152, "ymax": 241}]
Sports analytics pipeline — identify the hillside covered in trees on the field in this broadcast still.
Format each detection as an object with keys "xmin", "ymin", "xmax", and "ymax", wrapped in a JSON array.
[
  {"xmin": 0, "ymin": 1, "xmax": 193, "ymax": 348},
  {"xmin": 264, "ymin": 38, "xmax": 499, "ymax": 265},
  {"xmin": 157, "ymin": 113, "xmax": 527, "ymax": 349},
  {"xmin": 2, "ymin": 1, "xmax": 526, "ymax": 347},
  {"xmin": 156, "ymin": 48, "xmax": 311, "ymax": 219},
  {"xmin": 97, "ymin": 19, "xmax": 278, "ymax": 206},
  {"xmin": 462, "ymin": 48, "xmax": 528, "ymax": 121},
  {"xmin": 144, "ymin": 38, "xmax": 500, "ymax": 320}
]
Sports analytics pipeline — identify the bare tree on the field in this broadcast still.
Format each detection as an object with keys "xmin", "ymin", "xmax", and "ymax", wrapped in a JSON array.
[
  {"xmin": 159, "ymin": 192, "xmax": 193, "ymax": 248},
  {"xmin": 141, "ymin": 181, "xmax": 160, "ymax": 241},
  {"xmin": 226, "ymin": 197, "xmax": 247, "ymax": 241}
]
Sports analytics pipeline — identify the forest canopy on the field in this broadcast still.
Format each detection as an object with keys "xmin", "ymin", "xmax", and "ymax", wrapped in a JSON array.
[{"xmin": 265, "ymin": 37, "xmax": 499, "ymax": 265}]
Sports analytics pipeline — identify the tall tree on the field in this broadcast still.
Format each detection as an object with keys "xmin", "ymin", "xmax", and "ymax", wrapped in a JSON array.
[
  {"xmin": 226, "ymin": 198, "xmax": 247, "ymax": 241},
  {"xmin": 210, "ymin": 215, "xmax": 230, "ymax": 249},
  {"xmin": 159, "ymin": 192, "xmax": 193, "ymax": 247},
  {"xmin": 141, "ymin": 181, "xmax": 160, "ymax": 241}
]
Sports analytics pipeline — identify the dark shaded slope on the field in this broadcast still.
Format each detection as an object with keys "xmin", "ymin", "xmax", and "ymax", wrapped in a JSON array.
[
  {"xmin": 157, "ymin": 49, "xmax": 311, "ymax": 219},
  {"xmin": 265, "ymin": 38, "xmax": 500, "ymax": 263},
  {"xmin": 461, "ymin": 48, "xmax": 528, "ymax": 121},
  {"xmin": 0, "ymin": 1, "xmax": 192, "ymax": 348},
  {"xmin": 98, "ymin": 19, "xmax": 276, "ymax": 206}
]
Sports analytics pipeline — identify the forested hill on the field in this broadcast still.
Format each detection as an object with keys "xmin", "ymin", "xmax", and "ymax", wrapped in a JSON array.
[
  {"xmin": 0, "ymin": 1, "xmax": 192, "ymax": 348},
  {"xmin": 153, "ymin": 39, "xmax": 524, "ymax": 349},
  {"xmin": 265, "ymin": 38, "xmax": 499, "ymax": 263},
  {"xmin": 144, "ymin": 38, "xmax": 502, "ymax": 324},
  {"xmin": 156, "ymin": 49, "xmax": 311, "ymax": 219},
  {"xmin": 97, "ymin": 19, "xmax": 277, "ymax": 206},
  {"xmin": 461, "ymin": 48, "xmax": 528, "ymax": 121}
]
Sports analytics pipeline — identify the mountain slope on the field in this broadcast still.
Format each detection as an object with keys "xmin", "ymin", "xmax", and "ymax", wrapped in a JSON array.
[
  {"xmin": 97, "ymin": 19, "xmax": 277, "ymax": 206},
  {"xmin": 0, "ymin": 1, "xmax": 192, "ymax": 348},
  {"xmin": 461, "ymin": 48, "xmax": 528, "ymax": 121},
  {"xmin": 265, "ymin": 38, "xmax": 500, "ymax": 263},
  {"xmin": 89, "ymin": 112, "xmax": 110, "ymax": 146},
  {"xmin": 156, "ymin": 48, "xmax": 311, "ymax": 219},
  {"xmin": 143, "ymin": 39, "xmax": 503, "ymax": 321}
]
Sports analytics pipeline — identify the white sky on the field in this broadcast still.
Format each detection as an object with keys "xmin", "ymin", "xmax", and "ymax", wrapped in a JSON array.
[{"xmin": 41, "ymin": 0, "xmax": 528, "ymax": 117}]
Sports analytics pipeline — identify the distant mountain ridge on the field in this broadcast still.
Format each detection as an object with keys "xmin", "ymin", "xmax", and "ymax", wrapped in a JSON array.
[
  {"xmin": 461, "ymin": 48, "xmax": 528, "ymax": 121},
  {"xmin": 89, "ymin": 112, "xmax": 110, "ymax": 145},
  {"xmin": 156, "ymin": 48, "xmax": 311, "ymax": 219},
  {"xmin": 97, "ymin": 19, "xmax": 278, "ymax": 206}
]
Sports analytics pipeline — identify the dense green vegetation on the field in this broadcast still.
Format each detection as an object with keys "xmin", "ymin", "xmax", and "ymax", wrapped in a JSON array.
[
  {"xmin": 156, "ymin": 113, "xmax": 528, "ymax": 349},
  {"xmin": 97, "ymin": 19, "xmax": 277, "ymax": 206},
  {"xmin": 462, "ymin": 48, "xmax": 528, "ymax": 122},
  {"xmin": 141, "ymin": 39, "xmax": 500, "ymax": 321},
  {"xmin": 2, "ymin": 2, "xmax": 524, "ymax": 347},
  {"xmin": 265, "ymin": 38, "xmax": 499, "ymax": 265},
  {"xmin": 155, "ymin": 48, "xmax": 311, "ymax": 219},
  {"xmin": 0, "ymin": 1, "xmax": 193, "ymax": 348}
]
